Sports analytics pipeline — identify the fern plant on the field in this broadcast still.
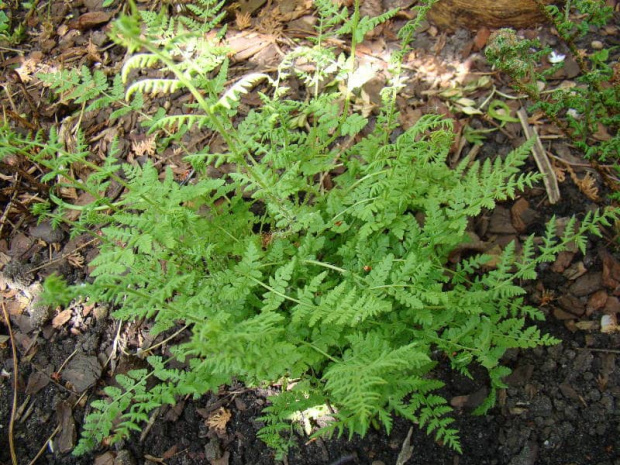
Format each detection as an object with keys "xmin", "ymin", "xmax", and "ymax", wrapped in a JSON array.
[{"xmin": 18, "ymin": 0, "xmax": 616, "ymax": 459}]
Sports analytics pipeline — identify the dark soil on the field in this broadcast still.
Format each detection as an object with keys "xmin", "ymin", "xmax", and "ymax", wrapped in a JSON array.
[{"xmin": 1, "ymin": 1, "xmax": 620, "ymax": 465}]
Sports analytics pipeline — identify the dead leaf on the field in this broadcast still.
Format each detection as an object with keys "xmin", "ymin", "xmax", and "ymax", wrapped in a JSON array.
[
  {"xmin": 52, "ymin": 309, "xmax": 73, "ymax": 328},
  {"xmin": 5, "ymin": 296, "xmax": 27, "ymax": 316},
  {"xmin": 163, "ymin": 400, "xmax": 185, "ymax": 422},
  {"xmin": 235, "ymin": 0, "xmax": 267, "ymax": 15},
  {"xmin": 205, "ymin": 407, "xmax": 231, "ymax": 437},
  {"xmin": 86, "ymin": 38, "xmax": 103, "ymax": 62},
  {"xmin": 25, "ymin": 370, "xmax": 51, "ymax": 395},
  {"xmin": 235, "ymin": 11, "xmax": 252, "ymax": 30},
  {"xmin": 553, "ymin": 164, "xmax": 567, "ymax": 183},
  {"xmin": 131, "ymin": 135, "xmax": 157, "ymax": 157}
]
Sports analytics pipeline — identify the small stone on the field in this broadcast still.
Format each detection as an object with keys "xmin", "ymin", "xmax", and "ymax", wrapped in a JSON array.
[
  {"xmin": 601, "ymin": 314, "xmax": 618, "ymax": 333},
  {"xmin": 563, "ymin": 56, "xmax": 581, "ymax": 79},
  {"xmin": 591, "ymin": 40, "xmax": 604, "ymax": 50}
]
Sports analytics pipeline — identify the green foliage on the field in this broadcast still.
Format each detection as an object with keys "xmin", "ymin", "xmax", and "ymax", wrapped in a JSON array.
[
  {"xmin": 0, "ymin": 1, "xmax": 26, "ymax": 44},
  {"xmin": 11, "ymin": 0, "xmax": 615, "ymax": 459},
  {"xmin": 486, "ymin": 0, "xmax": 619, "ymax": 165}
]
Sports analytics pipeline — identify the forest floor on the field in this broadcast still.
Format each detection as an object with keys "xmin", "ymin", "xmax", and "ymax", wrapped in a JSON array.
[{"xmin": 1, "ymin": 0, "xmax": 620, "ymax": 464}]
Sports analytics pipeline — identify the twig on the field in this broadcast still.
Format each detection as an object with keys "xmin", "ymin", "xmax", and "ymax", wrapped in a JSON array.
[
  {"xmin": 26, "ymin": 424, "xmax": 60, "ymax": 465},
  {"xmin": 26, "ymin": 389, "xmax": 89, "ymax": 465},
  {"xmin": 576, "ymin": 347, "xmax": 620, "ymax": 354},
  {"xmin": 0, "ymin": 178, "xmax": 20, "ymax": 238},
  {"xmin": 138, "ymin": 324, "xmax": 190, "ymax": 357},
  {"xmin": 1, "ymin": 301, "xmax": 19, "ymax": 465},
  {"xmin": 139, "ymin": 407, "xmax": 160, "ymax": 443},
  {"xmin": 517, "ymin": 107, "xmax": 561, "ymax": 204},
  {"xmin": 55, "ymin": 348, "xmax": 79, "ymax": 377}
]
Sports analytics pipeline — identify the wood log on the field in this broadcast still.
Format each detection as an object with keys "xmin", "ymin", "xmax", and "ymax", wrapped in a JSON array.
[{"xmin": 427, "ymin": 0, "xmax": 558, "ymax": 30}]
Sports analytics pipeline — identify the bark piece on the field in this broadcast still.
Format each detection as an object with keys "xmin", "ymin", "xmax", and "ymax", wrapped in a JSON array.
[
  {"xmin": 428, "ymin": 0, "xmax": 556, "ymax": 30},
  {"xmin": 569, "ymin": 272, "xmax": 602, "ymax": 297}
]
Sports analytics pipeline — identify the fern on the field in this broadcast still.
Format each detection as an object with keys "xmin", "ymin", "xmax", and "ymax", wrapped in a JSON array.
[{"xmin": 22, "ymin": 0, "xmax": 619, "ymax": 459}]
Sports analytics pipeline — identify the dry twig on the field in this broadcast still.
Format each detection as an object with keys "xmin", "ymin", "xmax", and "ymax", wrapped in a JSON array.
[
  {"xmin": 517, "ymin": 107, "xmax": 560, "ymax": 204},
  {"xmin": 1, "ymin": 301, "xmax": 19, "ymax": 465}
]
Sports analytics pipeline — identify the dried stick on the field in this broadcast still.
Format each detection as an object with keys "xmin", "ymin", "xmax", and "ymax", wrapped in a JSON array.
[
  {"xmin": 1, "ymin": 301, "xmax": 19, "ymax": 465},
  {"xmin": 517, "ymin": 107, "xmax": 561, "ymax": 204}
]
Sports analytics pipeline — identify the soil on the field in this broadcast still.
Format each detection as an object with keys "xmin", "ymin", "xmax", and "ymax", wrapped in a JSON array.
[{"xmin": 1, "ymin": 1, "xmax": 620, "ymax": 465}]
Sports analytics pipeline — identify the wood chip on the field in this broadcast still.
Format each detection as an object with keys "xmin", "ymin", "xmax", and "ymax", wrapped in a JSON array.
[{"xmin": 52, "ymin": 309, "xmax": 73, "ymax": 328}]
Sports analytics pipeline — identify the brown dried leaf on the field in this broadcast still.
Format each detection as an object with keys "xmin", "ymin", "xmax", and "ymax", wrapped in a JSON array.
[
  {"xmin": 205, "ymin": 407, "xmax": 231, "ymax": 437},
  {"xmin": 68, "ymin": 253, "xmax": 85, "ymax": 268},
  {"xmin": 132, "ymin": 135, "xmax": 156, "ymax": 157},
  {"xmin": 577, "ymin": 172, "xmax": 599, "ymax": 201},
  {"xmin": 235, "ymin": 11, "xmax": 252, "ymax": 30},
  {"xmin": 25, "ymin": 370, "xmax": 51, "ymax": 395},
  {"xmin": 564, "ymin": 163, "xmax": 599, "ymax": 201},
  {"xmin": 86, "ymin": 38, "xmax": 102, "ymax": 62},
  {"xmin": 553, "ymin": 164, "xmax": 566, "ymax": 183}
]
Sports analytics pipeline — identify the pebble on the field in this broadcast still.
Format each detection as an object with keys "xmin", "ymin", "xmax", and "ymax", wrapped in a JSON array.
[{"xmin": 591, "ymin": 40, "xmax": 604, "ymax": 50}]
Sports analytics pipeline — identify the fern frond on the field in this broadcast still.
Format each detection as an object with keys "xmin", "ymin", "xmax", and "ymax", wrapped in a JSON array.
[
  {"xmin": 122, "ymin": 53, "xmax": 162, "ymax": 83},
  {"xmin": 126, "ymin": 78, "xmax": 183, "ymax": 99},
  {"xmin": 214, "ymin": 73, "xmax": 273, "ymax": 110}
]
